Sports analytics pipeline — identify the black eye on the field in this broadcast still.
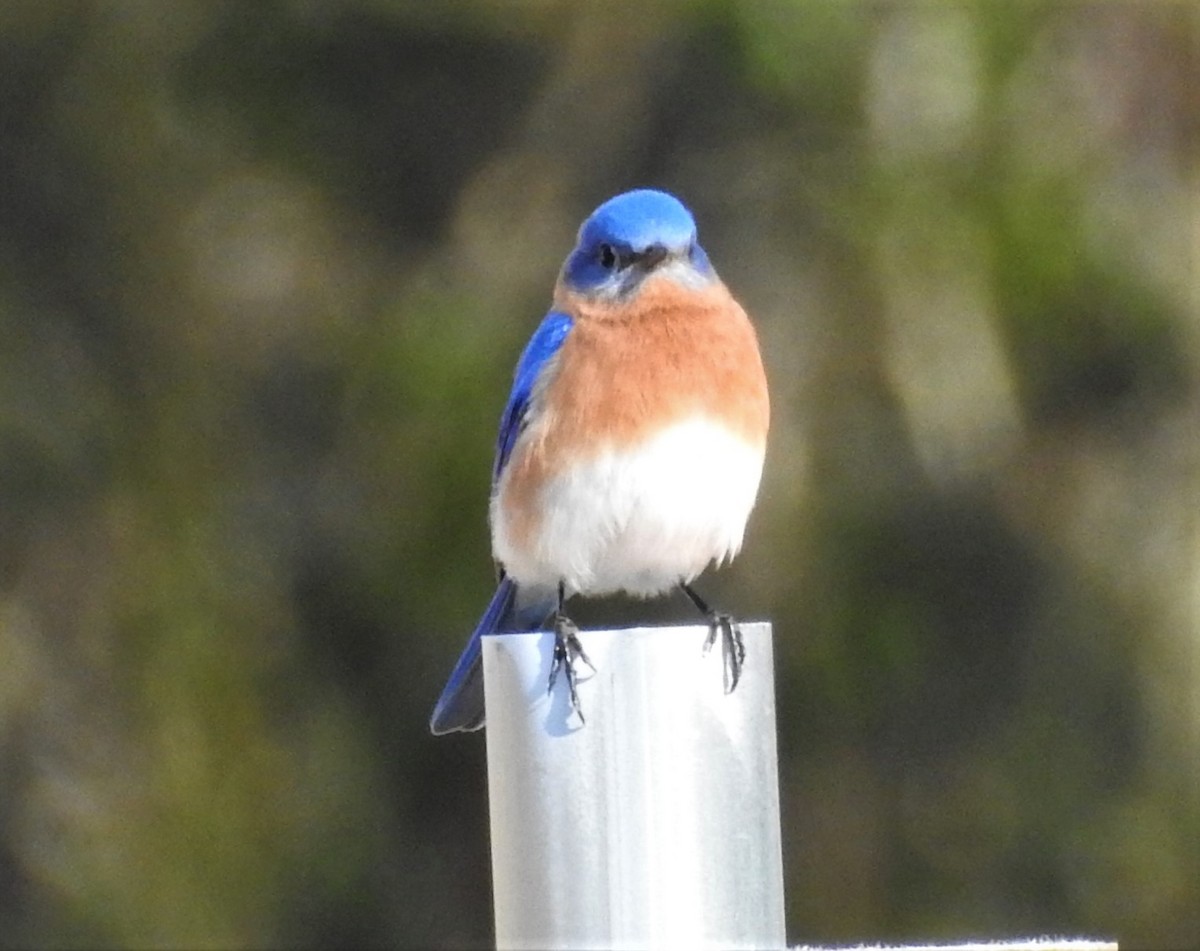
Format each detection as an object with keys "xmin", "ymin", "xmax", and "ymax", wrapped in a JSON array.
[{"xmin": 598, "ymin": 243, "xmax": 617, "ymax": 269}]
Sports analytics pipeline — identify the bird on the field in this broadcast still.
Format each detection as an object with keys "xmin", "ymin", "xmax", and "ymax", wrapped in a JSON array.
[{"xmin": 429, "ymin": 188, "xmax": 770, "ymax": 735}]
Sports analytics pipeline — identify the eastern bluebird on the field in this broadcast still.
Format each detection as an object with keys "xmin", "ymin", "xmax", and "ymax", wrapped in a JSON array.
[{"xmin": 429, "ymin": 188, "xmax": 770, "ymax": 734}]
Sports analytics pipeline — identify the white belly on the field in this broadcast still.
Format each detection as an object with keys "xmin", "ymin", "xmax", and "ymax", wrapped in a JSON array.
[{"xmin": 492, "ymin": 416, "xmax": 765, "ymax": 597}]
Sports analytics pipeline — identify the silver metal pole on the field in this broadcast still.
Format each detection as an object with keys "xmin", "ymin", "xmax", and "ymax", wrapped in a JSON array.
[{"xmin": 483, "ymin": 622, "xmax": 785, "ymax": 951}]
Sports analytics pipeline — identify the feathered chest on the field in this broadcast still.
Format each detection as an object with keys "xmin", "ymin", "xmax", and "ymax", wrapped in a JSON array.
[
  {"xmin": 530, "ymin": 279, "xmax": 769, "ymax": 459},
  {"xmin": 491, "ymin": 278, "xmax": 769, "ymax": 594}
]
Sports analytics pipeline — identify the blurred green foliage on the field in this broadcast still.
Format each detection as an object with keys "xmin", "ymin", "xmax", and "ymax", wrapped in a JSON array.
[{"xmin": 0, "ymin": 1, "xmax": 1196, "ymax": 947}]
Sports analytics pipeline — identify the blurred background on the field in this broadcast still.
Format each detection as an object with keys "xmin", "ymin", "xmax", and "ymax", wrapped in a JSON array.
[{"xmin": 0, "ymin": 1, "xmax": 1196, "ymax": 948}]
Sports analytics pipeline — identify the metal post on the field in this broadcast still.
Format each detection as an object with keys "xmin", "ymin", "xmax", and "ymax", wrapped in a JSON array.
[{"xmin": 483, "ymin": 622, "xmax": 785, "ymax": 951}]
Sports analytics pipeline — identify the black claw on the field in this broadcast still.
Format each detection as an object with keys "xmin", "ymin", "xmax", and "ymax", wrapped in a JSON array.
[
  {"xmin": 702, "ymin": 613, "xmax": 745, "ymax": 694},
  {"xmin": 683, "ymin": 583, "xmax": 746, "ymax": 694},
  {"xmin": 547, "ymin": 612, "xmax": 593, "ymax": 724}
]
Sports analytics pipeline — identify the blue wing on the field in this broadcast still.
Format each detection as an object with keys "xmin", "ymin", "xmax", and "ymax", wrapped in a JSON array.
[
  {"xmin": 429, "ymin": 311, "xmax": 572, "ymax": 734},
  {"xmin": 493, "ymin": 310, "xmax": 574, "ymax": 483}
]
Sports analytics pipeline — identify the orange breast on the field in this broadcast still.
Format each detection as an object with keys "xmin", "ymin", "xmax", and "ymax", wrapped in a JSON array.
[
  {"xmin": 498, "ymin": 275, "xmax": 769, "ymax": 549},
  {"xmin": 548, "ymin": 276, "xmax": 769, "ymax": 452}
]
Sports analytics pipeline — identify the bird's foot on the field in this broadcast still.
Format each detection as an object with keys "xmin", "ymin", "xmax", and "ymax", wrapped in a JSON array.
[
  {"xmin": 701, "ymin": 612, "xmax": 746, "ymax": 694},
  {"xmin": 547, "ymin": 613, "xmax": 595, "ymax": 724},
  {"xmin": 681, "ymin": 583, "xmax": 747, "ymax": 693}
]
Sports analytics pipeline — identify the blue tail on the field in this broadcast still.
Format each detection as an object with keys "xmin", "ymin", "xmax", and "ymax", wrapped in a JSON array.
[{"xmin": 429, "ymin": 578, "xmax": 555, "ymax": 734}]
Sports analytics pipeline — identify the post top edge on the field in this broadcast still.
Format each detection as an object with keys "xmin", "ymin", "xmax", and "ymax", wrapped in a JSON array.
[{"xmin": 482, "ymin": 620, "xmax": 773, "ymax": 640}]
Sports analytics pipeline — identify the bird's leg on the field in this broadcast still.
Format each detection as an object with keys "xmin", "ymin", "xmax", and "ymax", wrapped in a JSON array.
[
  {"xmin": 547, "ymin": 581, "xmax": 594, "ymax": 723},
  {"xmin": 680, "ymin": 582, "xmax": 746, "ymax": 694}
]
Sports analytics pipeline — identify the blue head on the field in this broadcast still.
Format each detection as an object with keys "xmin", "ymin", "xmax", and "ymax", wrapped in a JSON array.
[{"xmin": 559, "ymin": 189, "xmax": 715, "ymax": 299}]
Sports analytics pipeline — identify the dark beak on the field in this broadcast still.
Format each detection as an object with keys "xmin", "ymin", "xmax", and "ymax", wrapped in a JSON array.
[{"xmin": 637, "ymin": 244, "xmax": 669, "ymax": 271}]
